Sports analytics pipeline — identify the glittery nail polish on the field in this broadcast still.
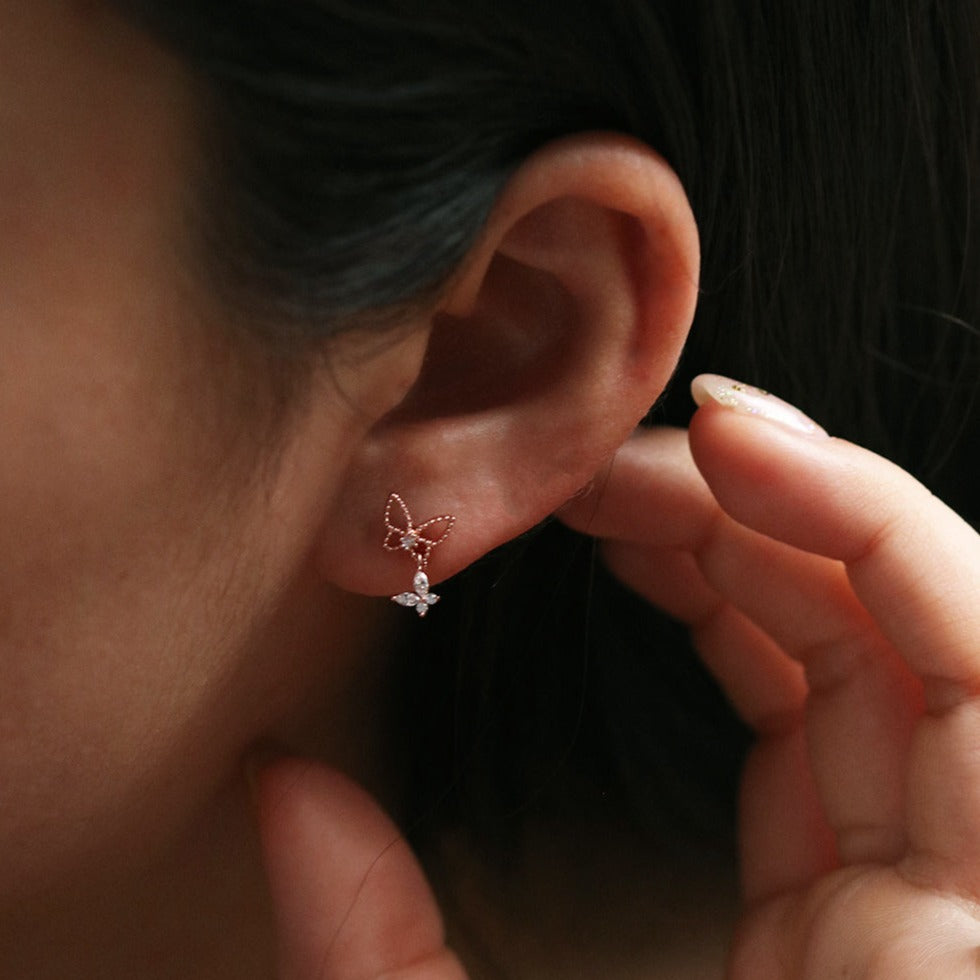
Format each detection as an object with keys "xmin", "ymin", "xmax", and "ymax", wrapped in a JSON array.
[{"xmin": 691, "ymin": 373, "xmax": 828, "ymax": 437}]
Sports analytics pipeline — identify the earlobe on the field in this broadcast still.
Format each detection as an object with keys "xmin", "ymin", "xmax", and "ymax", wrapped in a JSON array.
[{"xmin": 321, "ymin": 133, "xmax": 699, "ymax": 598}]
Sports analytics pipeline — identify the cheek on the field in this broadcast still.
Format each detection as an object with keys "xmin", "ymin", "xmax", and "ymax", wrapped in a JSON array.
[
  {"xmin": 0, "ymin": 7, "xmax": 282, "ymax": 892},
  {"xmin": 0, "ymin": 305, "xmax": 271, "ymax": 892},
  {"xmin": 0, "ymin": 2, "xmax": 371, "ymax": 910}
]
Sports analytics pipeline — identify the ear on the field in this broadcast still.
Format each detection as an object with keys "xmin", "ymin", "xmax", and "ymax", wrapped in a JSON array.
[{"xmin": 323, "ymin": 132, "xmax": 699, "ymax": 596}]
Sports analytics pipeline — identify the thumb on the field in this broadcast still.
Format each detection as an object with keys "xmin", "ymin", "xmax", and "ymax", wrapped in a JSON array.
[{"xmin": 254, "ymin": 757, "xmax": 467, "ymax": 980}]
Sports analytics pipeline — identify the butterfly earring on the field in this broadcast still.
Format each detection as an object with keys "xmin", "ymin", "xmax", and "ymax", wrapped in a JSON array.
[{"xmin": 383, "ymin": 493, "xmax": 456, "ymax": 617}]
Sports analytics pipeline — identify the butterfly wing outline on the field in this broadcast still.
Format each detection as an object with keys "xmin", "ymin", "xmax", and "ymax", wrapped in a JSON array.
[{"xmin": 383, "ymin": 493, "xmax": 455, "ymax": 567}]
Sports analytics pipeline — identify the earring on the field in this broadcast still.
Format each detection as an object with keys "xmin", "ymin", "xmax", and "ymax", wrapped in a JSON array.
[{"xmin": 383, "ymin": 493, "xmax": 455, "ymax": 617}]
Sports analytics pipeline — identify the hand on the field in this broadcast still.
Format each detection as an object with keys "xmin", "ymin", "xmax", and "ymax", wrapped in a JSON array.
[
  {"xmin": 560, "ymin": 375, "xmax": 980, "ymax": 977},
  {"xmin": 253, "ymin": 758, "xmax": 467, "ymax": 980}
]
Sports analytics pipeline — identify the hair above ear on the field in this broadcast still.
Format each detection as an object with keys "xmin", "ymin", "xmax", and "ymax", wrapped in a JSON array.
[{"xmin": 319, "ymin": 132, "xmax": 700, "ymax": 597}]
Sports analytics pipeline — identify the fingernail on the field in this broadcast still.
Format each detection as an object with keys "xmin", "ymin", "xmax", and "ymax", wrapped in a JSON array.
[{"xmin": 691, "ymin": 373, "xmax": 828, "ymax": 437}]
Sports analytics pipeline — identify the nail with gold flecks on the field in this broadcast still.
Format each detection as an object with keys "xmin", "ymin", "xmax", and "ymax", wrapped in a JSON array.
[{"xmin": 691, "ymin": 373, "xmax": 828, "ymax": 437}]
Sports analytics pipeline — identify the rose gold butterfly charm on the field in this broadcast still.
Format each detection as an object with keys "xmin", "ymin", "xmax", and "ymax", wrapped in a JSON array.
[
  {"xmin": 383, "ymin": 493, "xmax": 455, "ymax": 617},
  {"xmin": 383, "ymin": 493, "xmax": 455, "ymax": 570}
]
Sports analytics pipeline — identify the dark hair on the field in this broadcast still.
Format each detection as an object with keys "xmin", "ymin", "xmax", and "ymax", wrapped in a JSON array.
[{"xmin": 116, "ymin": 0, "xmax": 980, "ymax": 857}]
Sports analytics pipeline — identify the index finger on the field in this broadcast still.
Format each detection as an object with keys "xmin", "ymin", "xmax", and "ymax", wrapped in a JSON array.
[
  {"xmin": 688, "ymin": 384, "xmax": 980, "ymax": 888},
  {"xmin": 688, "ymin": 402, "xmax": 980, "ymax": 708}
]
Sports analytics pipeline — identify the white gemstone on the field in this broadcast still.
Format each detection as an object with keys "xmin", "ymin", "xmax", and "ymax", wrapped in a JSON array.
[
  {"xmin": 401, "ymin": 532, "xmax": 419, "ymax": 550},
  {"xmin": 391, "ymin": 571, "xmax": 440, "ymax": 617}
]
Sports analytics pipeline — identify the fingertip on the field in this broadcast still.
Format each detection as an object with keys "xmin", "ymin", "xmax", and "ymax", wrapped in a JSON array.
[
  {"xmin": 253, "ymin": 757, "xmax": 459, "ymax": 980},
  {"xmin": 688, "ymin": 399, "xmax": 800, "ymax": 485},
  {"xmin": 253, "ymin": 755, "xmax": 370, "ymax": 832},
  {"xmin": 686, "ymin": 399, "xmax": 851, "ymax": 559}
]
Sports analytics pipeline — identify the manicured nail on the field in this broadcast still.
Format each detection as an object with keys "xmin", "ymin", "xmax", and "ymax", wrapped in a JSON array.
[{"xmin": 691, "ymin": 374, "xmax": 828, "ymax": 437}]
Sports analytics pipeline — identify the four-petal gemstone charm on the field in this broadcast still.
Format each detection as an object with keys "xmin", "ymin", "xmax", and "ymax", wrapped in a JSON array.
[{"xmin": 391, "ymin": 571, "xmax": 440, "ymax": 617}]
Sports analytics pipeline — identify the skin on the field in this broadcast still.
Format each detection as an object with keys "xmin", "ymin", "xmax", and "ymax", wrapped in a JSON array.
[
  {"xmin": 0, "ymin": 3, "xmax": 702, "ymax": 977},
  {"xmin": 5, "ymin": 1, "xmax": 980, "ymax": 978},
  {"xmin": 561, "ymin": 403, "xmax": 980, "ymax": 978},
  {"xmin": 0, "ymin": 3, "xmax": 414, "ymax": 975}
]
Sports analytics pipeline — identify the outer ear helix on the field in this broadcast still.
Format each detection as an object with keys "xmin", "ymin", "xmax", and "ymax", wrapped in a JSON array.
[{"xmin": 383, "ymin": 493, "xmax": 456, "ymax": 618}]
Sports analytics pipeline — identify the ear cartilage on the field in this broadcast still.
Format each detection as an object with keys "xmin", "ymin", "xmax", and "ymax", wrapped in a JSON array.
[{"xmin": 383, "ymin": 493, "xmax": 455, "ymax": 617}]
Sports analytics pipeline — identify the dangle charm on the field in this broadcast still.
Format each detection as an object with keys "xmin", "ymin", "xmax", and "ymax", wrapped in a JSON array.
[{"xmin": 383, "ymin": 493, "xmax": 455, "ymax": 617}]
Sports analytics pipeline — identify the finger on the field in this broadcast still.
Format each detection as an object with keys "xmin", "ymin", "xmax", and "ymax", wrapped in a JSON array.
[
  {"xmin": 580, "ymin": 430, "xmax": 920, "ymax": 865},
  {"xmin": 689, "ymin": 384, "xmax": 980, "ymax": 888},
  {"xmin": 688, "ymin": 400, "xmax": 980, "ymax": 700},
  {"xmin": 602, "ymin": 541, "xmax": 837, "ymax": 899},
  {"xmin": 739, "ymin": 728, "xmax": 839, "ymax": 902},
  {"xmin": 602, "ymin": 542, "xmax": 807, "ymax": 731},
  {"xmin": 254, "ymin": 758, "xmax": 466, "ymax": 980},
  {"xmin": 559, "ymin": 426, "xmax": 717, "ymax": 547},
  {"xmin": 565, "ymin": 427, "xmax": 909, "ymax": 695},
  {"xmin": 601, "ymin": 539, "xmax": 839, "ymax": 898},
  {"xmin": 564, "ymin": 426, "xmax": 809, "ymax": 729},
  {"xmin": 693, "ymin": 514, "xmax": 921, "ymax": 864},
  {"xmin": 733, "ymin": 866, "xmax": 980, "ymax": 980}
]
